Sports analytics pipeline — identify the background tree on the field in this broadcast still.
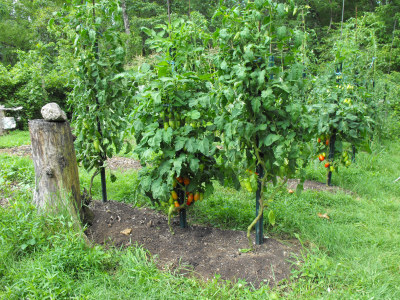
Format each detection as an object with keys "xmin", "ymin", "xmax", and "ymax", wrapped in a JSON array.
[{"xmin": 0, "ymin": 0, "xmax": 64, "ymax": 66}]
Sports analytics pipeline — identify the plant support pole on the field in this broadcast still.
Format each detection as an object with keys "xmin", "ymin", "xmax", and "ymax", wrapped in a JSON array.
[
  {"xmin": 100, "ymin": 166, "xmax": 107, "ymax": 202},
  {"xmin": 327, "ymin": 130, "xmax": 337, "ymax": 186},
  {"xmin": 93, "ymin": 0, "xmax": 107, "ymax": 202},
  {"xmin": 178, "ymin": 189, "xmax": 187, "ymax": 228},
  {"xmin": 255, "ymin": 161, "xmax": 264, "ymax": 245}
]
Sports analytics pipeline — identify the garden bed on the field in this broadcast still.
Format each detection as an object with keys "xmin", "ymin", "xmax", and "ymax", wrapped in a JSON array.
[{"xmin": 86, "ymin": 200, "xmax": 302, "ymax": 288}]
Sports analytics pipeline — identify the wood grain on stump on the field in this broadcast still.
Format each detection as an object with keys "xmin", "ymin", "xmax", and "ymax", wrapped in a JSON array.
[{"xmin": 29, "ymin": 120, "xmax": 82, "ymax": 222}]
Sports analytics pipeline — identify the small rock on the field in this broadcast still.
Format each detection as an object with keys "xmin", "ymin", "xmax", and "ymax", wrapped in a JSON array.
[
  {"xmin": 120, "ymin": 228, "xmax": 132, "ymax": 236},
  {"xmin": 147, "ymin": 220, "xmax": 154, "ymax": 228},
  {"xmin": 41, "ymin": 103, "xmax": 67, "ymax": 122}
]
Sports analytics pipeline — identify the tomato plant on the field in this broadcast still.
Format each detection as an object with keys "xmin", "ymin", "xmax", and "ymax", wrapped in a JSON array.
[
  {"xmin": 59, "ymin": 0, "xmax": 132, "ymax": 200},
  {"xmin": 310, "ymin": 63, "xmax": 375, "ymax": 183},
  {"xmin": 213, "ymin": 0, "xmax": 312, "ymax": 247},
  {"xmin": 309, "ymin": 15, "xmax": 377, "ymax": 185},
  {"xmin": 131, "ymin": 18, "xmax": 237, "ymax": 230}
]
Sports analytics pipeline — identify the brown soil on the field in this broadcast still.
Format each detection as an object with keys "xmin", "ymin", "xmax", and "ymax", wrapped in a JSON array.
[{"xmin": 86, "ymin": 200, "xmax": 301, "ymax": 288}]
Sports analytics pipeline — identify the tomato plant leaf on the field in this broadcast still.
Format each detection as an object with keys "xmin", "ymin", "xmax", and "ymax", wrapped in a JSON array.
[{"xmin": 264, "ymin": 134, "xmax": 280, "ymax": 146}]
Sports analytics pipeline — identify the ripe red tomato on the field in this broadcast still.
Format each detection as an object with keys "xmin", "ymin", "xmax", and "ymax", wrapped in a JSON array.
[
  {"xmin": 183, "ymin": 177, "xmax": 190, "ymax": 186},
  {"xmin": 187, "ymin": 193, "xmax": 194, "ymax": 203},
  {"xmin": 317, "ymin": 137, "xmax": 321, "ymax": 143},
  {"xmin": 174, "ymin": 201, "xmax": 179, "ymax": 208},
  {"xmin": 325, "ymin": 162, "xmax": 330, "ymax": 168},
  {"xmin": 176, "ymin": 177, "xmax": 183, "ymax": 183},
  {"xmin": 326, "ymin": 139, "xmax": 330, "ymax": 146},
  {"xmin": 318, "ymin": 154, "xmax": 325, "ymax": 161}
]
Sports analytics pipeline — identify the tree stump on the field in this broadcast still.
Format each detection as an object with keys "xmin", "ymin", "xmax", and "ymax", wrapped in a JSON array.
[{"xmin": 29, "ymin": 120, "xmax": 83, "ymax": 223}]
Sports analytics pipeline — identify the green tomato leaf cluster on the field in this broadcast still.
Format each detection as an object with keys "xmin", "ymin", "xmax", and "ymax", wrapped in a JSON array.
[
  {"xmin": 213, "ymin": 1, "xmax": 312, "ymax": 184},
  {"xmin": 132, "ymin": 19, "xmax": 237, "ymax": 203},
  {"xmin": 62, "ymin": 0, "xmax": 133, "ymax": 172}
]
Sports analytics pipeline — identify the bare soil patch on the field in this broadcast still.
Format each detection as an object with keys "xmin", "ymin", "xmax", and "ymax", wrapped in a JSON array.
[
  {"xmin": 0, "ymin": 196, "xmax": 10, "ymax": 208},
  {"xmin": 86, "ymin": 200, "xmax": 302, "ymax": 288},
  {"xmin": 0, "ymin": 145, "xmax": 141, "ymax": 171},
  {"xmin": 0, "ymin": 145, "xmax": 32, "ymax": 157},
  {"xmin": 287, "ymin": 179, "xmax": 351, "ymax": 194}
]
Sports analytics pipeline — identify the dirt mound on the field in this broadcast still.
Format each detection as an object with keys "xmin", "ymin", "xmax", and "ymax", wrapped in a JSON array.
[{"xmin": 85, "ymin": 200, "xmax": 302, "ymax": 288}]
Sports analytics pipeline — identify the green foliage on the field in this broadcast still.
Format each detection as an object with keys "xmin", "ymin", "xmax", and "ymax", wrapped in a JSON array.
[
  {"xmin": 213, "ymin": 1, "xmax": 312, "ymax": 190},
  {"xmin": 308, "ymin": 17, "xmax": 378, "ymax": 173},
  {"xmin": 0, "ymin": 195, "xmax": 115, "ymax": 299},
  {"xmin": 0, "ymin": 154, "xmax": 34, "ymax": 187},
  {"xmin": 373, "ymin": 71, "xmax": 400, "ymax": 139},
  {"xmin": 125, "ymin": 0, "xmax": 219, "ymax": 56},
  {"xmin": 132, "ymin": 18, "xmax": 234, "ymax": 207},
  {"xmin": 0, "ymin": 43, "xmax": 69, "ymax": 128},
  {"xmin": 59, "ymin": 0, "xmax": 132, "ymax": 172},
  {"xmin": 0, "ymin": 130, "xmax": 30, "ymax": 149},
  {"xmin": 0, "ymin": 0, "xmax": 64, "ymax": 65}
]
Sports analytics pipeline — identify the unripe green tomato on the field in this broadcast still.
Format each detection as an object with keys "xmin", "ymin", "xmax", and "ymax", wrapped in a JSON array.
[
  {"xmin": 93, "ymin": 140, "xmax": 100, "ymax": 151},
  {"xmin": 164, "ymin": 123, "xmax": 169, "ymax": 130},
  {"xmin": 244, "ymin": 179, "xmax": 253, "ymax": 192},
  {"xmin": 199, "ymin": 193, "xmax": 204, "ymax": 201},
  {"xmin": 169, "ymin": 119, "xmax": 175, "ymax": 129}
]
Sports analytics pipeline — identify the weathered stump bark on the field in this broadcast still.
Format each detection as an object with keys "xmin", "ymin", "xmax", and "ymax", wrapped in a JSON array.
[{"xmin": 29, "ymin": 120, "xmax": 82, "ymax": 223}]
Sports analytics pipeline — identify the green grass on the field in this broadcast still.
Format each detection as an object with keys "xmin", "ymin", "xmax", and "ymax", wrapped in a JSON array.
[
  {"xmin": 1, "ymin": 133, "xmax": 400, "ymax": 298},
  {"xmin": 0, "ymin": 130, "xmax": 31, "ymax": 148},
  {"xmin": 79, "ymin": 168, "xmax": 145, "ymax": 205}
]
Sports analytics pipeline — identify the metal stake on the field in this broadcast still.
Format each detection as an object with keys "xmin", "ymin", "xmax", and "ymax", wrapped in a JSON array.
[
  {"xmin": 178, "ymin": 189, "xmax": 187, "ymax": 228},
  {"xmin": 255, "ymin": 161, "xmax": 264, "ymax": 245}
]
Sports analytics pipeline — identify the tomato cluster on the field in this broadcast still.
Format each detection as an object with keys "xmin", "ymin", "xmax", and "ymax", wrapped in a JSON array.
[
  {"xmin": 160, "ymin": 109, "xmax": 207, "ymax": 132},
  {"xmin": 168, "ymin": 176, "xmax": 204, "ymax": 211},
  {"xmin": 317, "ymin": 134, "xmax": 330, "ymax": 147},
  {"xmin": 316, "ymin": 134, "xmax": 352, "ymax": 173}
]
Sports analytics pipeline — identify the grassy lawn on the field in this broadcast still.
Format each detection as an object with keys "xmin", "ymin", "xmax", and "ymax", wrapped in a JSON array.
[
  {"xmin": 1, "ymin": 131, "xmax": 400, "ymax": 299},
  {"xmin": 0, "ymin": 130, "xmax": 31, "ymax": 148}
]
